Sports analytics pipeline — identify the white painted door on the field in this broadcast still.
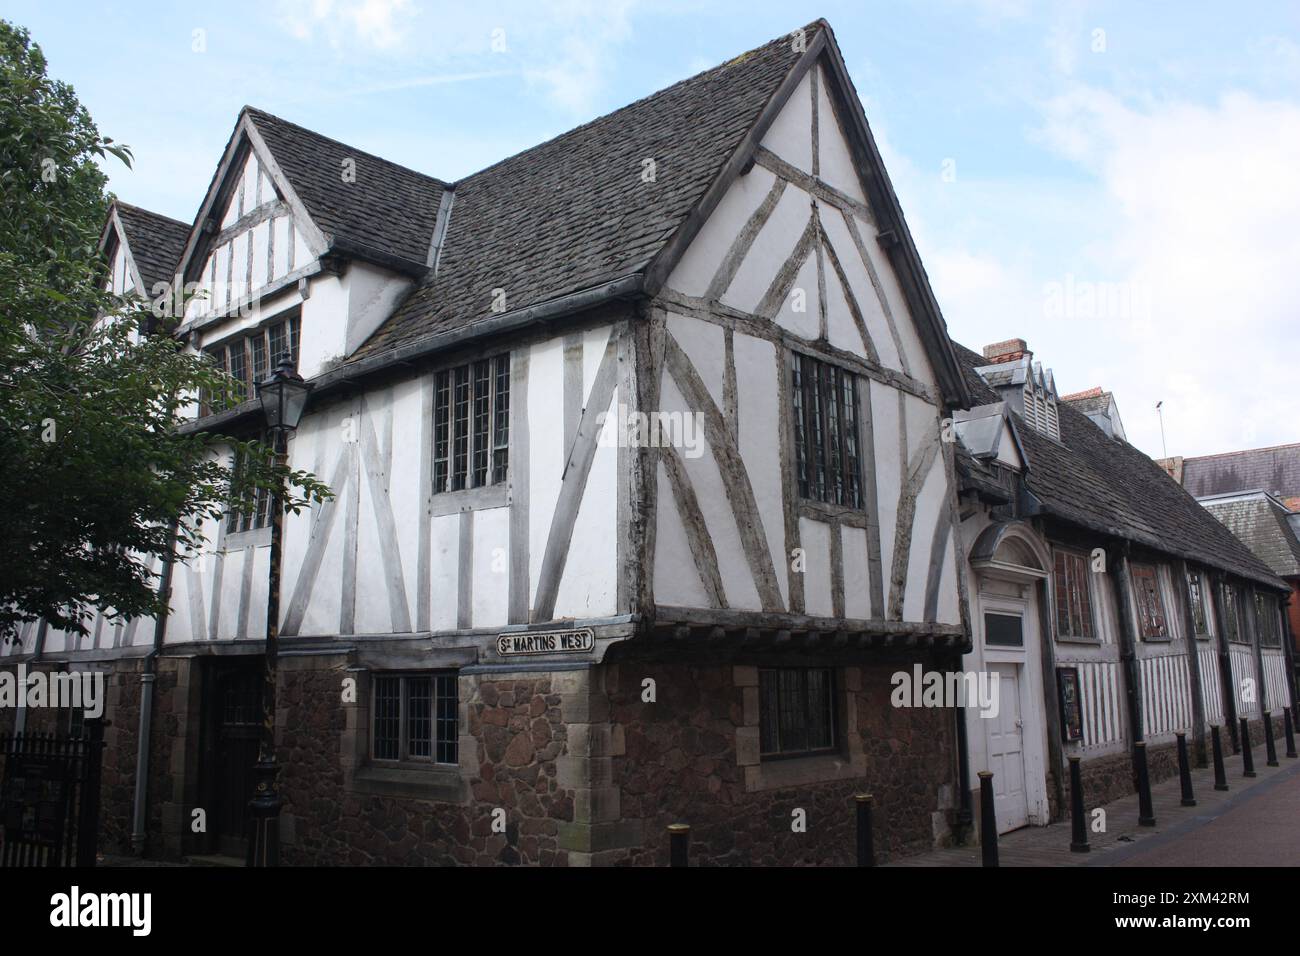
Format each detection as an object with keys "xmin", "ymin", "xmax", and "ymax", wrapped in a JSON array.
[{"xmin": 987, "ymin": 662, "xmax": 1029, "ymax": 833}]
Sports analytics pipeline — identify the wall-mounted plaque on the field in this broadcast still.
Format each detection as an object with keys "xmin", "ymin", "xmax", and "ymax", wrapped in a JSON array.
[
  {"xmin": 496, "ymin": 628, "xmax": 595, "ymax": 657},
  {"xmin": 1057, "ymin": 666, "xmax": 1084, "ymax": 742}
]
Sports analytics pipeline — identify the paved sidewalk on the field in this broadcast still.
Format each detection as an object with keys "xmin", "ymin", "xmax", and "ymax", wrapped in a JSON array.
[{"xmin": 892, "ymin": 744, "xmax": 1300, "ymax": 867}]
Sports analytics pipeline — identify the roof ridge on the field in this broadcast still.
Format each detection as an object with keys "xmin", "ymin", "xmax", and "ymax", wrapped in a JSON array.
[
  {"xmin": 445, "ymin": 20, "xmax": 823, "ymax": 188},
  {"xmin": 242, "ymin": 105, "xmax": 449, "ymax": 187},
  {"xmin": 111, "ymin": 200, "xmax": 190, "ymax": 230}
]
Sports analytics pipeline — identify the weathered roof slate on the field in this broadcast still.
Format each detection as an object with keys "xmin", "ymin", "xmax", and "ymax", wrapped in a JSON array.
[
  {"xmin": 244, "ymin": 107, "xmax": 446, "ymax": 270},
  {"xmin": 1201, "ymin": 493, "xmax": 1300, "ymax": 579},
  {"xmin": 353, "ymin": 24, "xmax": 813, "ymax": 358},
  {"xmin": 1181, "ymin": 443, "xmax": 1300, "ymax": 502},
  {"xmin": 954, "ymin": 343, "xmax": 1284, "ymax": 589},
  {"xmin": 112, "ymin": 202, "xmax": 189, "ymax": 293}
]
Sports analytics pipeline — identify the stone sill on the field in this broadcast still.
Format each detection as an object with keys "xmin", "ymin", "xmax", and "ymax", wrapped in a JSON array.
[
  {"xmin": 745, "ymin": 753, "xmax": 863, "ymax": 793},
  {"xmin": 348, "ymin": 764, "xmax": 468, "ymax": 804}
]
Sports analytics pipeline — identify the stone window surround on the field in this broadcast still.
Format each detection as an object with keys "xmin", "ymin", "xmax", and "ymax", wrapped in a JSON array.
[
  {"xmin": 340, "ymin": 665, "xmax": 475, "ymax": 805},
  {"xmin": 734, "ymin": 664, "xmax": 865, "ymax": 792}
]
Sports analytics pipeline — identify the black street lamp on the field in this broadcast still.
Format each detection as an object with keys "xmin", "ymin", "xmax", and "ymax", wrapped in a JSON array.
[{"xmin": 248, "ymin": 355, "xmax": 311, "ymax": 867}]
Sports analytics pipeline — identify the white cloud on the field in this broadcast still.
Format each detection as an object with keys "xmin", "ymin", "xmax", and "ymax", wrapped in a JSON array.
[{"xmin": 279, "ymin": 0, "xmax": 416, "ymax": 51}]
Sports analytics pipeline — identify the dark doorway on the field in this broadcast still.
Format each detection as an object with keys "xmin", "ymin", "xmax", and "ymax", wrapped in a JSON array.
[{"xmin": 200, "ymin": 657, "xmax": 263, "ymax": 858}]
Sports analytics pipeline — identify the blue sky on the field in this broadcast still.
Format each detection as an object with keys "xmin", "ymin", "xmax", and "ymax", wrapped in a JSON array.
[{"xmin": 6, "ymin": 0, "xmax": 1298, "ymax": 460}]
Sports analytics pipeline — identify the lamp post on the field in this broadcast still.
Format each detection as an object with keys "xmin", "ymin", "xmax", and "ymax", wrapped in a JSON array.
[{"xmin": 248, "ymin": 356, "xmax": 311, "ymax": 867}]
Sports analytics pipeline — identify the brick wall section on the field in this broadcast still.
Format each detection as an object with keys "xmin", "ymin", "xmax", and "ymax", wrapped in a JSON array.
[
  {"xmin": 276, "ymin": 657, "xmax": 576, "ymax": 866},
  {"xmin": 604, "ymin": 659, "xmax": 956, "ymax": 866}
]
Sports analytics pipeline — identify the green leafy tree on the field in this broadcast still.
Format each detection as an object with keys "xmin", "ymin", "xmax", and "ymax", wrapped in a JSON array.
[{"xmin": 0, "ymin": 20, "xmax": 331, "ymax": 643}]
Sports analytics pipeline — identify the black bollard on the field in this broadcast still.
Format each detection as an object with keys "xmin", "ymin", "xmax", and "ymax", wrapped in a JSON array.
[
  {"xmin": 1285, "ymin": 707, "xmax": 1298, "ymax": 759},
  {"xmin": 1211, "ymin": 725, "xmax": 1229, "ymax": 791},
  {"xmin": 1068, "ymin": 756, "xmax": 1089, "ymax": 853},
  {"xmin": 1240, "ymin": 718, "xmax": 1257, "ymax": 777},
  {"xmin": 855, "ymin": 793, "xmax": 875, "ymax": 867},
  {"xmin": 668, "ymin": 823, "xmax": 690, "ymax": 867},
  {"xmin": 1176, "ymin": 732, "xmax": 1196, "ymax": 807},
  {"xmin": 1134, "ymin": 742, "xmax": 1156, "ymax": 826},
  {"xmin": 978, "ymin": 771, "xmax": 998, "ymax": 867},
  {"xmin": 1263, "ymin": 711, "xmax": 1279, "ymax": 767}
]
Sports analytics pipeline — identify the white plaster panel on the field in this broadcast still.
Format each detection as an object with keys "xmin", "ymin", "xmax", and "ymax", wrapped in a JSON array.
[
  {"xmin": 472, "ymin": 506, "xmax": 511, "ymax": 628},
  {"xmin": 772, "ymin": 253, "xmax": 821, "ymax": 340},
  {"xmin": 819, "ymin": 206, "xmax": 903, "ymax": 372},
  {"xmin": 903, "ymin": 455, "xmax": 949, "ymax": 623},
  {"xmin": 732, "ymin": 331, "xmax": 788, "ymax": 606},
  {"xmin": 848, "ymin": 211, "xmax": 935, "ymax": 388},
  {"xmin": 653, "ymin": 462, "xmax": 712, "ymax": 608},
  {"xmin": 815, "ymin": 65, "xmax": 868, "ymax": 204},
  {"xmin": 554, "ymin": 386, "xmax": 618, "ymax": 619},
  {"xmin": 759, "ymin": 71, "xmax": 813, "ymax": 174},
  {"xmin": 798, "ymin": 516, "xmax": 834, "ymax": 617},
  {"xmin": 430, "ymin": 514, "xmax": 460, "ymax": 631},
  {"xmin": 720, "ymin": 185, "xmax": 810, "ymax": 314},
  {"xmin": 666, "ymin": 311, "xmax": 726, "ymax": 415},
  {"xmin": 842, "ymin": 524, "xmax": 871, "ymax": 620},
  {"xmin": 870, "ymin": 380, "xmax": 901, "ymax": 598},
  {"xmin": 581, "ymin": 324, "xmax": 612, "ymax": 398},
  {"xmin": 528, "ymin": 337, "xmax": 565, "ymax": 607},
  {"xmin": 250, "ymin": 219, "xmax": 269, "ymax": 291},
  {"xmin": 661, "ymin": 373, "xmax": 761, "ymax": 610},
  {"xmin": 665, "ymin": 164, "xmax": 778, "ymax": 297}
]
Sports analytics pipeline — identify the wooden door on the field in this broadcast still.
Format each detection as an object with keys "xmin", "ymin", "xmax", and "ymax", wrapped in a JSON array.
[{"xmin": 987, "ymin": 662, "xmax": 1029, "ymax": 833}]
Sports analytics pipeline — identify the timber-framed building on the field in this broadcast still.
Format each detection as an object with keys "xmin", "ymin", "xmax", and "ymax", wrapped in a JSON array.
[{"xmin": 2, "ymin": 19, "xmax": 1289, "ymax": 865}]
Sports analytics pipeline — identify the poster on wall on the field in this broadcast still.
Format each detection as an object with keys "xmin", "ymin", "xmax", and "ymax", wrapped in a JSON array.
[{"xmin": 1057, "ymin": 667, "xmax": 1084, "ymax": 742}]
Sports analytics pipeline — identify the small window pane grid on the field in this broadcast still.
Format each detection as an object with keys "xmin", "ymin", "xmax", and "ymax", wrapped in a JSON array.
[
  {"xmin": 371, "ymin": 673, "xmax": 459, "ymax": 765},
  {"xmin": 758, "ymin": 667, "xmax": 837, "ymax": 759},
  {"xmin": 1188, "ymin": 571, "xmax": 1209, "ymax": 636},
  {"xmin": 433, "ymin": 355, "xmax": 510, "ymax": 494},
  {"xmin": 984, "ymin": 612, "xmax": 1024, "ymax": 647},
  {"xmin": 791, "ymin": 353, "xmax": 862, "ymax": 508},
  {"xmin": 1131, "ymin": 564, "xmax": 1169, "ymax": 640},
  {"xmin": 1255, "ymin": 594, "xmax": 1281, "ymax": 647},
  {"xmin": 1053, "ymin": 549, "xmax": 1095, "ymax": 640},
  {"xmin": 201, "ymin": 315, "xmax": 301, "ymax": 415},
  {"xmin": 228, "ymin": 432, "xmax": 274, "ymax": 533}
]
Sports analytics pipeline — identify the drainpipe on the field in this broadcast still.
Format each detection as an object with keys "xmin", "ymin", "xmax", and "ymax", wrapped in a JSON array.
[
  {"xmin": 954, "ymin": 661, "xmax": 972, "ymax": 844},
  {"xmin": 131, "ymin": 522, "xmax": 179, "ymax": 856},
  {"xmin": 14, "ymin": 620, "xmax": 48, "ymax": 736}
]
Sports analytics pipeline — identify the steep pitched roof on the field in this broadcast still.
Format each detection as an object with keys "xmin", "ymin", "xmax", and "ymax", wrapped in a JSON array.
[
  {"xmin": 1181, "ymin": 443, "xmax": 1300, "ymax": 502},
  {"xmin": 243, "ymin": 107, "xmax": 446, "ymax": 270},
  {"xmin": 355, "ymin": 25, "xmax": 811, "ymax": 359},
  {"xmin": 1201, "ymin": 492, "xmax": 1300, "ymax": 579},
  {"xmin": 109, "ymin": 202, "xmax": 189, "ymax": 292},
  {"xmin": 954, "ymin": 344, "xmax": 1284, "ymax": 589}
]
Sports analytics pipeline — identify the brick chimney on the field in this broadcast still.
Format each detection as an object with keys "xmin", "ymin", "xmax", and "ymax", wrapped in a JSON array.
[{"xmin": 982, "ymin": 338, "xmax": 1030, "ymax": 365}]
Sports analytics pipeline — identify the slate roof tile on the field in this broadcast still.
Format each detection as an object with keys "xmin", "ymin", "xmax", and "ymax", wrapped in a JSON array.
[
  {"xmin": 353, "ymin": 23, "xmax": 814, "ymax": 359},
  {"xmin": 113, "ymin": 202, "xmax": 190, "ymax": 294},
  {"xmin": 244, "ymin": 107, "xmax": 446, "ymax": 268}
]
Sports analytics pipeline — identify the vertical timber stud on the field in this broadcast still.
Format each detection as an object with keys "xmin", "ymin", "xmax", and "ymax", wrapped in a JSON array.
[
  {"xmin": 1176, "ymin": 733, "xmax": 1196, "ymax": 807},
  {"xmin": 978, "ymin": 771, "xmax": 998, "ymax": 867},
  {"xmin": 1285, "ymin": 707, "xmax": 1298, "ymax": 759},
  {"xmin": 1110, "ymin": 546, "xmax": 1146, "ymax": 751},
  {"xmin": 1264, "ymin": 711, "xmax": 1279, "ymax": 766},
  {"xmin": 855, "ymin": 793, "xmax": 875, "ymax": 867},
  {"xmin": 1240, "ymin": 717, "xmax": 1256, "ymax": 777},
  {"xmin": 668, "ymin": 823, "xmax": 690, "ymax": 867},
  {"xmin": 1174, "ymin": 559, "xmax": 1208, "ymax": 764},
  {"xmin": 1210, "ymin": 574, "xmax": 1240, "ymax": 753},
  {"xmin": 1211, "ymin": 725, "xmax": 1229, "ymax": 791},
  {"xmin": 1068, "ymin": 756, "xmax": 1089, "ymax": 853},
  {"xmin": 1134, "ymin": 742, "xmax": 1156, "ymax": 826}
]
